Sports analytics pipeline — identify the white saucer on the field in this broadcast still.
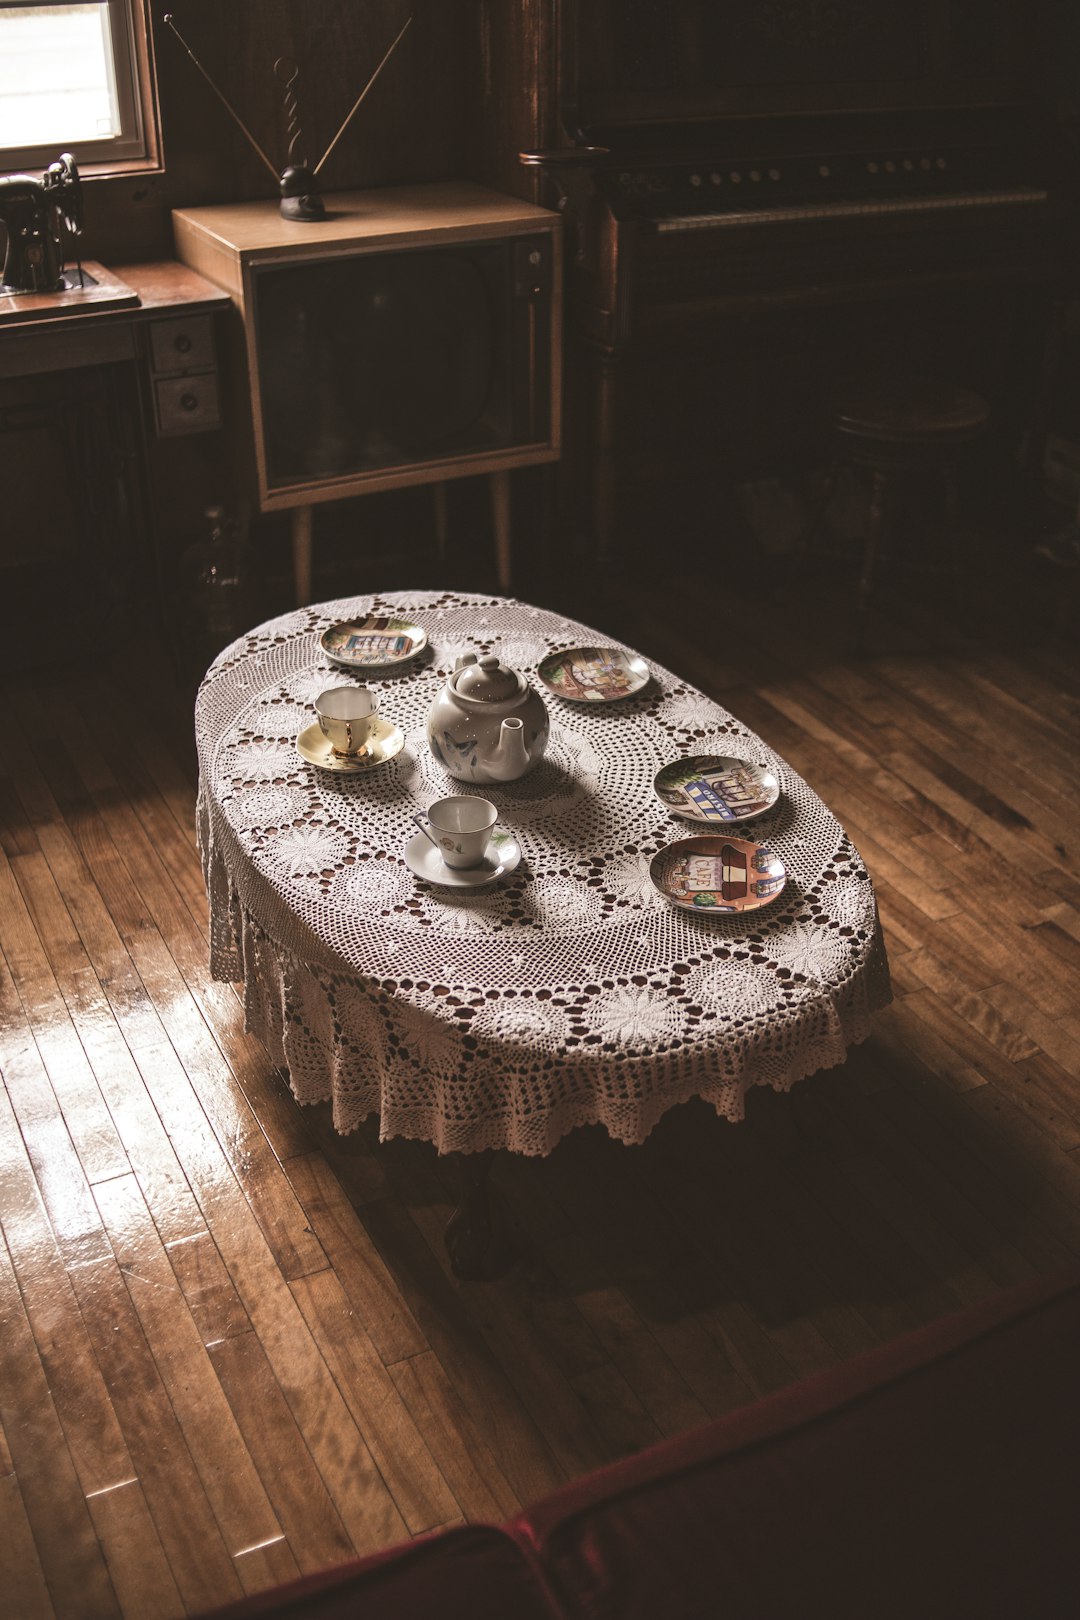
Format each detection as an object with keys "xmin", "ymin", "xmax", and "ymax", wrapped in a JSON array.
[
  {"xmin": 296, "ymin": 718, "xmax": 405, "ymax": 773},
  {"xmin": 404, "ymin": 824, "xmax": 521, "ymax": 888}
]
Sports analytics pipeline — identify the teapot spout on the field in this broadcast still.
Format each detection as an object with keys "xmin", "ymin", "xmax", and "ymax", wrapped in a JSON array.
[{"xmin": 490, "ymin": 716, "xmax": 531, "ymax": 781}]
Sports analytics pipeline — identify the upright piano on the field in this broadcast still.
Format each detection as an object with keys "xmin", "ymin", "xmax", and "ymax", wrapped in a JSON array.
[{"xmin": 476, "ymin": 0, "xmax": 1069, "ymax": 566}]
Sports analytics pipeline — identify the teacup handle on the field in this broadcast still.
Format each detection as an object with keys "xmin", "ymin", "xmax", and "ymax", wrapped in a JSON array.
[{"xmin": 412, "ymin": 813, "xmax": 440, "ymax": 851}]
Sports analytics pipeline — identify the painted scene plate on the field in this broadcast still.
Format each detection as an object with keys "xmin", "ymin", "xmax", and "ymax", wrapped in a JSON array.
[
  {"xmin": 654, "ymin": 755, "xmax": 780, "ymax": 825},
  {"xmin": 320, "ymin": 616, "xmax": 428, "ymax": 670},
  {"xmin": 537, "ymin": 646, "xmax": 650, "ymax": 702},
  {"xmin": 650, "ymin": 835, "xmax": 787, "ymax": 915}
]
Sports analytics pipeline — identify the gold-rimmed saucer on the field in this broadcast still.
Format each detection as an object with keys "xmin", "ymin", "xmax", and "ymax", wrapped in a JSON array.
[{"xmin": 296, "ymin": 718, "xmax": 405, "ymax": 774}]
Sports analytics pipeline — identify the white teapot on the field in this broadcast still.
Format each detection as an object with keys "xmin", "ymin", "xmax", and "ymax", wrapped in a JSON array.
[{"xmin": 427, "ymin": 653, "xmax": 549, "ymax": 783}]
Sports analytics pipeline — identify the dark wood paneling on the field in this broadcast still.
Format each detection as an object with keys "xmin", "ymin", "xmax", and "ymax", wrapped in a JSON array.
[{"xmin": 85, "ymin": 2, "xmax": 471, "ymax": 264}]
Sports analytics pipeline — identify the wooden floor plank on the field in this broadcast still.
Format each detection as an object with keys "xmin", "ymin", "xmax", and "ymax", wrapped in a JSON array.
[
  {"xmin": 7, "ymin": 801, "xmax": 323, "ymax": 1275},
  {"xmin": 698, "ymin": 1101, "xmax": 885, "ymax": 1362},
  {"xmin": 8, "ymin": 701, "xmax": 315, "ymax": 1166},
  {"xmin": 871, "ymin": 653, "xmax": 1079, "ymax": 806},
  {"xmin": 67, "ymin": 724, "xmax": 208, "ymax": 932},
  {"xmin": 232, "ymin": 1536, "xmax": 302, "ymax": 1596},
  {"xmin": 120, "ymin": 928, "xmax": 329, "ymax": 1279},
  {"xmin": 207, "ymin": 1329, "xmax": 357, "ymax": 1575},
  {"xmin": 0, "ymin": 1416, "xmax": 57, "ymax": 1620},
  {"xmin": 284, "ymin": 1151, "xmax": 427, "ymax": 1365},
  {"xmin": 882, "ymin": 744, "xmax": 1072, "ymax": 881},
  {"xmin": 571, "ymin": 1285, "xmax": 713, "ymax": 1438},
  {"xmin": 75, "ymin": 667, "xmax": 202, "ymax": 855},
  {"xmin": 3, "ymin": 824, "xmax": 170, "ymax": 1055},
  {"xmin": 127, "ymin": 1070, "xmax": 413, "ymax": 1559},
  {"xmin": 928, "ymin": 904, "xmax": 1079, "ymax": 1020},
  {"xmin": 407, "ymin": 1197, "xmax": 624, "ymax": 1480},
  {"xmin": 0, "ymin": 1233, "xmax": 122, "ymax": 1620},
  {"xmin": 84, "ymin": 1479, "xmax": 184, "ymax": 1620},
  {"xmin": 838, "ymin": 817, "xmax": 965, "ymax": 922},
  {"xmin": 93, "ymin": 1173, "xmax": 287, "ymax": 1558},
  {"xmin": 568, "ymin": 1358, "xmax": 666, "ymax": 1459},
  {"xmin": 0, "ymin": 1086, "xmax": 134, "ymax": 1498},
  {"xmin": 359, "ymin": 1196, "xmax": 567, "ymax": 1507},
  {"xmin": 959, "ymin": 646, "xmax": 1080, "ymax": 737},
  {"xmin": 0, "ymin": 946, "xmax": 128, "ymax": 1200},
  {"xmin": 290, "ymin": 1267, "xmax": 459, "ymax": 1535},
  {"xmin": 0, "ymin": 989, "xmax": 116, "ymax": 1270},
  {"xmin": 67, "ymin": 1251, "xmax": 249, "ymax": 1615},
  {"xmin": 984, "ymin": 982, "xmax": 1080, "ymax": 1083},
  {"xmin": 165, "ymin": 1229, "xmax": 253, "ymax": 1347},
  {"xmin": 388, "ymin": 1349, "xmax": 523, "ymax": 1521}
]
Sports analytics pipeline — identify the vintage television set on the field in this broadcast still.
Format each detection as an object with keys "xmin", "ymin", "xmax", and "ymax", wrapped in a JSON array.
[{"xmin": 172, "ymin": 182, "xmax": 561, "ymax": 601}]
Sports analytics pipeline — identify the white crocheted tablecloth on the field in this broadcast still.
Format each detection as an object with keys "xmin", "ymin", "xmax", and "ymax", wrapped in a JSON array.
[{"xmin": 195, "ymin": 590, "xmax": 891, "ymax": 1155}]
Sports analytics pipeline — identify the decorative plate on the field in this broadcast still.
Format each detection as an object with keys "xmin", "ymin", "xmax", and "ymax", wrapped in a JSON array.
[
  {"xmin": 650, "ymin": 835, "xmax": 787, "ymax": 915},
  {"xmin": 296, "ymin": 718, "xmax": 405, "ymax": 773},
  {"xmin": 320, "ymin": 616, "xmax": 428, "ymax": 670},
  {"xmin": 654, "ymin": 755, "xmax": 781, "ymax": 825},
  {"xmin": 404, "ymin": 824, "xmax": 521, "ymax": 888},
  {"xmin": 537, "ymin": 646, "xmax": 650, "ymax": 703}
]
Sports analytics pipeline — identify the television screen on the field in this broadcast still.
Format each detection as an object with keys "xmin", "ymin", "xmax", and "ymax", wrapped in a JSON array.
[{"xmin": 253, "ymin": 242, "xmax": 518, "ymax": 489}]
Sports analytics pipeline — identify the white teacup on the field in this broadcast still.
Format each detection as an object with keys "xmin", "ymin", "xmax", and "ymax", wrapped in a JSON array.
[
  {"xmin": 315, "ymin": 685, "xmax": 377, "ymax": 756},
  {"xmin": 413, "ymin": 796, "xmax": 498, "ymax": 870}
]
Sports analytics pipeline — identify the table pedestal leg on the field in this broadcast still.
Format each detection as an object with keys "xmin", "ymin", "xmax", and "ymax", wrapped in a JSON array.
[
  {"xmin": 443, "ymin": 1150, "xmax": 514, "ymax": 1281},
  {"xmin": 292, "ymin": 504, "xmax": 314, "ymax": 606}
]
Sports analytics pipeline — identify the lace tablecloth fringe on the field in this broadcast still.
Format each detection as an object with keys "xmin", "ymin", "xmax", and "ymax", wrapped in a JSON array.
[{"xmin": 202, "ymin": 805, "xmax": 885, "ymax": 1157}]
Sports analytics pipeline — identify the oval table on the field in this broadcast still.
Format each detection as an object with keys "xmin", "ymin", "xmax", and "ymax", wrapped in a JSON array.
[{"xmin": 196, "ymin": 590, "xmax": 892, "ymax": 1275}]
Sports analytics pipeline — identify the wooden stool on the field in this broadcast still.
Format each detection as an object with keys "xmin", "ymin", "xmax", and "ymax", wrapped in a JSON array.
[{"xmin": 808, "ymin": 381, "xmax": 991, "ymax": 629}]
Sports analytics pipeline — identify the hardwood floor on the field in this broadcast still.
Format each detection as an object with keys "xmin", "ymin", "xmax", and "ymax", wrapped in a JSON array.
[{"xmin": 1, "ymin": 554, "xmax": 1078, "ymax": 1617}]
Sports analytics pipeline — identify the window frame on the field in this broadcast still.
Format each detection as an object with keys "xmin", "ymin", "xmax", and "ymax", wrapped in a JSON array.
[{"xmin": 0, "ymin": 0, "xmax": 161, "ymax": 178}]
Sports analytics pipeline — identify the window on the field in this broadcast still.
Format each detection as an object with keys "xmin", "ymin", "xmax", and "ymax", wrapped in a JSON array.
[{"xmin": 0, "ymin": 2, "xmax": 158, "ymax": 175}]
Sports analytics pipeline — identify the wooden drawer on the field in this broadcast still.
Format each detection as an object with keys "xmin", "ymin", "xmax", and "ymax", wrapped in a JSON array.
[
  {"xmin": 153, "ymin": 371, "xmax": 221, "ymax": 435},
  {"xmin": 149, "ymin": 314, "xmax": 217, "ymax": 374}
]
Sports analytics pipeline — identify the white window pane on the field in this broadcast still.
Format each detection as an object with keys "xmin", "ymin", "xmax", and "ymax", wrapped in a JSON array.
[{"xmin": 0, "ymin": 6, "xmax": 119, "ymax": 149}]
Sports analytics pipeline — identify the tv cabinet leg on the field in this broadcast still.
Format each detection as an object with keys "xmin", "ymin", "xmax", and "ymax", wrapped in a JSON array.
[
  {"xmin": 593, "ymin": 351, "xmax": 619, "ymax": 578},
  {"xmin": 432, "ymin": 481, "xmax": 449, "ymax": 570},
  {"xmin": 489, "ymin": 470, "xmax": 512, "ymax": 595},
  {"xmin": 292, "ymin": 504, "xmax": 314, "ymax": 606}
]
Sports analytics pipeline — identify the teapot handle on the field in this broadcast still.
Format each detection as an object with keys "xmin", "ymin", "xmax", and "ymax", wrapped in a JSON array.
[{"xmin": 453, "ymin": 653, "xmax": 478, "ymax": 672}]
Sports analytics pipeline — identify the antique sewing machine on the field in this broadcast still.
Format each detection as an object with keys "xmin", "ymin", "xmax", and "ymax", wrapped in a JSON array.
[{"xmin": 0, "ymin": 152, "xmax": 83, "ymax": 292}]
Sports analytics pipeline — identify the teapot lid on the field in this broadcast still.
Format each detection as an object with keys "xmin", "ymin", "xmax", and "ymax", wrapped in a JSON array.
[{"xmin": 453, "ymin": 653, "xmax": 522, "ymax": 702}]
